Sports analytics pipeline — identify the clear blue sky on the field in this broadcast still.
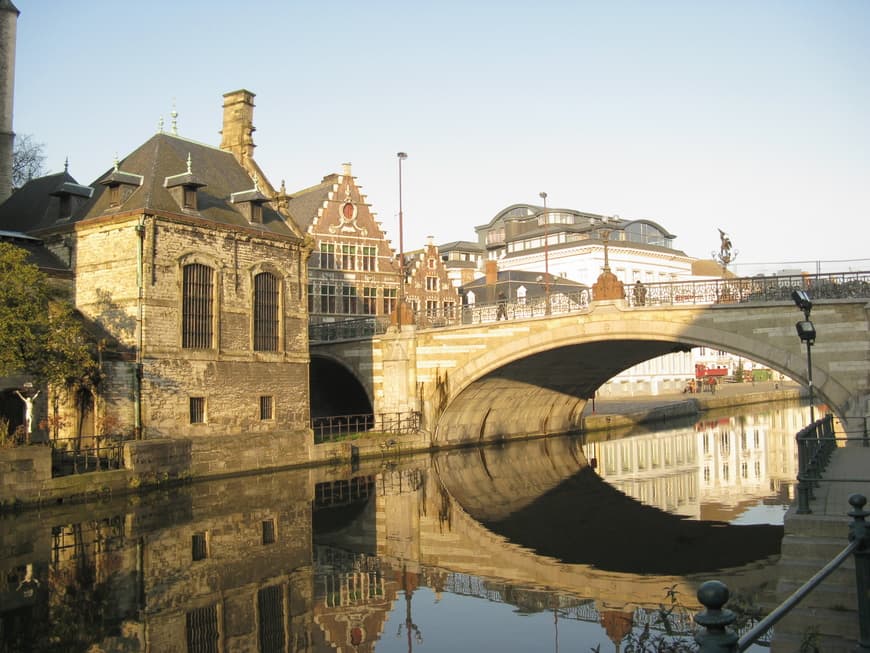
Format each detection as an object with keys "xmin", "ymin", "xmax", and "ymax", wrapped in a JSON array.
[{"xmin": 12, "ymin": 0, "xmax": 870, "ymax": 273}]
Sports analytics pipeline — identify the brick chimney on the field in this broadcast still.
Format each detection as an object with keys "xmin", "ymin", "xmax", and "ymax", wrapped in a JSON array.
[
  {"xmin": 485, "ymin": 260, "xmax": 498, "ymax": 285},
  {"xmin": 0, "ymin": 0, "xmax": 19, "ymax": 203},
  {"xmin": 220, "ymin": 89, "xmax": 256, "ymax": 163}
]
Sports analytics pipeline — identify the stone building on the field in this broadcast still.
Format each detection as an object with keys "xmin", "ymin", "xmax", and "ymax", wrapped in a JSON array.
[{"xmin": 0, "ymin": 94, "xmax": 312, "ymax": 469}]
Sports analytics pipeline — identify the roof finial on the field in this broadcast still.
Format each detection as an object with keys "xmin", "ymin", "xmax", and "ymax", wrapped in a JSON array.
[
  {"xmin": 157, "ymin": 115, "xmax": 164, "ymax": 134},
  {"xmin": 186, "ymin": 152, "xmax": 192, "ymax": 174},
  {"xmin": 170, "ymin": 99, "xmax": 178, "ymax": 136},
  {"xmin": 280, "ymin": 179, "xmax": 286, "ymax": 194},
  {"xmin": 64, "ymin": 157, "xmax": 69, "ymax": 173},
  {"xmin": 113, "ymin": 154, "xmax": 120, "ymax": 172}
]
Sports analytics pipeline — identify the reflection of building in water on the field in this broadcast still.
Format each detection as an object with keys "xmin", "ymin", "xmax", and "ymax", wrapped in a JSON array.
[
  {"xmin": 584, "ymin": 429, "xmax": 701, "ymax": 518},
  {"xmin": 583, "ymin": 404, "xmax": 802, "ymax": 521}
]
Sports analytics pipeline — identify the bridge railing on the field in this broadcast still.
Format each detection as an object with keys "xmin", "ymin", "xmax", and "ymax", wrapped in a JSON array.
[
  {"xmin": 630, "ymin": 270, "xmax": 870, "ymax": 308},
  {"xmin": 694, "ymin": 493, "xmax": 870, "ymax": 651},
  {"xmin": 308, "ymin": 271, "xmax": 870, "ymax": 342}
]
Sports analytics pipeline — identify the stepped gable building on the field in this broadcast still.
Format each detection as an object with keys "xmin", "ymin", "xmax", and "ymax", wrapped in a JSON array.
[
  {"xmin": 475, "ymin": 203, "xmax": 695, "ymax": 287},
  {"xmin": 0, "ymin": 96, "xmax": 312, "ymax": 466},
  {"xmin": 285, "ymin": 163, "xmax": 403, "ymax": 325},
  {"xmin": 403, "ymin": 236, "xmax": 461, "ymax": 321}
]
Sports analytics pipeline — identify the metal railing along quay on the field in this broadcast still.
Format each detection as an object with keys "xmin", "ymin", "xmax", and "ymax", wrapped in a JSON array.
[
  {"xmin": 694, "ymin": 493, "xmax": 870, "ymax": 651},
  {"xmin": 311, "ymin": 411, "xmax": 421, "ymax": 444},
  {"xmin": 309, "ymin": 271, "xmax": 870, "ymax": 342}
]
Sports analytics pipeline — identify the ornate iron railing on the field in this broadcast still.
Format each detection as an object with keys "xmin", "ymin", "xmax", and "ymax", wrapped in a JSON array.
[{"xmin": 309, "ymin": 271, "xmax": 870, "ymax": 343}]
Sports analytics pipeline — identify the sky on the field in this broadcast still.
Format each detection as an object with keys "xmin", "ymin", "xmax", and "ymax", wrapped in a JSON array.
[{"xmin": 10, "ymin": 0, "xmax": 870, "ymax": 275}]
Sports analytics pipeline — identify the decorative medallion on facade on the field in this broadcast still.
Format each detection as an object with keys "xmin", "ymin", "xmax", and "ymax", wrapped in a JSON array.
[{"xmin": 329, "ymin": 184, "xmax": 368, "ymax": 235}]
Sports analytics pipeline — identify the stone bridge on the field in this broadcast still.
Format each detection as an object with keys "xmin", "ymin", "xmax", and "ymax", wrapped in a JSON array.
[{"xmin": 312, "ymin": 289, "xmax": 870, "ymax": 444}]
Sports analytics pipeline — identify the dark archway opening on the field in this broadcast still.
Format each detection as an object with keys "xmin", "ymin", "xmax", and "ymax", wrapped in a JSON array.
[{"xmin": 309, "ymin": 357, "xmax": 372, "ymax": 419}]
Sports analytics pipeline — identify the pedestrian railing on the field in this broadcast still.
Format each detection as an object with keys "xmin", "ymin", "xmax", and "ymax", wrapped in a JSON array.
[
  {"xmin": 51, "ymin": 434, "xmax": 126, "ymax": 477},
  {"xmin": 309, "ymin": 271, "xmax": 870, "ymax": 343},
  {"xmin": 694, "ymin": 493, "xmax": 870, "ymax": 651},
  {"xmin": 795, "ymin": 413, "xmax": 838, "ymax": 513},
  {"xmin": 312, "ymin": 411, "xmax": 421, "ymax": 444}
]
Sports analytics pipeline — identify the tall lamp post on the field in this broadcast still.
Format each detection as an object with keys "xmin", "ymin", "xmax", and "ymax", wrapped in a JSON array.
[
  {"xmin": 397, "ymin": 152, "xmax": 408, "ymax": 328},
  {"xmin": 792, "ymin": 290, "xmax": 816, "ymax": 423},
  {"xmin": 539, "ymin": 192, "xmax": 550, "ymax": 314}
]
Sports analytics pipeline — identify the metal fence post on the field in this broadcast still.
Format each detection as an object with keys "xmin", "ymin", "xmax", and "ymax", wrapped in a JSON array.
[
  {"xmin": 694, "ymin": 580, "xmax": 739, "ymax": 653},
  {"xmin": 848, "ymin": 494, "xmax": 870, "ymax": 650},
  {"xmin": 797, "ymin": 428, "xmax": 812, "ymax": 514}
]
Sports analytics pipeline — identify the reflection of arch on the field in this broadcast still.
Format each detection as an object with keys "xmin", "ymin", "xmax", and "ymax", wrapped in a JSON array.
[{"xmin": 432, "ymin": 435, "xmax": 783, "ymax": 577}]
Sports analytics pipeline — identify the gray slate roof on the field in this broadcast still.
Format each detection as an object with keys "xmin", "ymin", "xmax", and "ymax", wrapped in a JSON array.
[{"xmin": 0, "ymin": 134, "xmax": 301, "ymax": 240}]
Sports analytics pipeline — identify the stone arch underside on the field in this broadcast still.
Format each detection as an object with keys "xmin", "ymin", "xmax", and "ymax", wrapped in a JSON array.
[
  {"xmin": 309, "ymin": 354, "xmax": 373, "ymax": 418},
  {"xmin": 433, "ymin": 339, "xmax": 690, "ymax": 442},
  {"xmin": 428, "ymin": 304, "xmax": 859, "ymax": 443}
]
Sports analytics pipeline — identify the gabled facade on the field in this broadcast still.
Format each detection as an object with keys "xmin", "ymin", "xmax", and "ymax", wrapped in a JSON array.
[
  {"xmin": 403, "ymin": 237, "xmax": 461, "ymax": 322},
  {"xmin": 0, "ymin": 99, "xmax": 312, "ymax": 461},
  {"xmin": 286, "ymin": 163, "xmax": 402, "ymax": 325}
]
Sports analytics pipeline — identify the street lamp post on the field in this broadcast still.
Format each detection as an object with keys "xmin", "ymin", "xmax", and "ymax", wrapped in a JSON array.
[
  {"xmin": 792, "ymin": 290, "xmax": 816, "ymax": 423},
  {"xmin": 397, "ymin": 152, "xmax": 408, "ymax": 328},
  {"xmin": 539, "ymin": 192, "xmax": 550, "ymax": 315}
]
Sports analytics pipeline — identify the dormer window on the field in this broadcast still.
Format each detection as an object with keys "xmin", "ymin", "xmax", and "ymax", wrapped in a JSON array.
[
  {"xmin": 231, "ymin": 174, "xmax": 268, "ymax": 224},
  {"xmin": 99, "ymin": 160, "xmax": 143, "ymax": 212},
  {"xmin": 164, "ymin": 154, "xmax": 206, "ymax": 213},
  {"xmin": 50, "ymin": 181, "xmax": 93, "ymax": 222}
]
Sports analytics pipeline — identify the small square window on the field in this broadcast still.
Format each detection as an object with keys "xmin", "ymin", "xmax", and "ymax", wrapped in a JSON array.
[
  {"xmin": 259, "ymin": 396, "xmax": 273, "ymax": 421},
  {"xmin": 190, "ymin": 397, "xmax": 206, "ymax": 424},
  {"xmin": 192, "ymin": 532, "xmax": 208, "ymax": 561},
  {"xmin": 262, "ymin": 519, "xmax": 276, "ymax": 545}
]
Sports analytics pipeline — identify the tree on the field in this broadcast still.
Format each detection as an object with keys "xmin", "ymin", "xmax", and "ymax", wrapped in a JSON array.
[
  {"xmin": 0, "ymin": 242, "xmax": 100, "ymax": 393},
  {"xmin": 12, "ymin": 133, "xmax": 47, "ymax": 189}
]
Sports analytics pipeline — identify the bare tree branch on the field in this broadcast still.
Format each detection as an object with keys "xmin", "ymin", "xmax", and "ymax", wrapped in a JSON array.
[{"xmin": 12, "ymin": 133, "xmax": 47, "ymax": 188}]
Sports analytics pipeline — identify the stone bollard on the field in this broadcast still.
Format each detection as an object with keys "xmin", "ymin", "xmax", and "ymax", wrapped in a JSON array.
[{"xmin": 694, "ymin": 580, "xmax": 739, "ymax": 653}]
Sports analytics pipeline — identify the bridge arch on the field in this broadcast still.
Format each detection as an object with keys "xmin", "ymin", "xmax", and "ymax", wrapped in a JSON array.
[
  {"xmin": 309, "ymin": 353, "xmax": 373, "ymax": 418},
  {"xmin": 424, "ymin": 301, "xmax": 860, "ymax": 442}
]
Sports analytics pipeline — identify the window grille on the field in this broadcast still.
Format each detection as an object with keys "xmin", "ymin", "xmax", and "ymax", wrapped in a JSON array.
[
  {"xmin": 190, "ymin": 397, "xmax": 205, "ymax": 424},
  {"xmin": 262, "ymin": 519, "xmax": 276, "ymax": 545},
  {"xmin": 192, "ymin": 532, "xmax": 208, "ymax": 561},
  {"xmin": 254, "ymin": 272, "xmax": 279, "ymax": 351},
  {"xmin": 258, "ymin": 585, "xmax": 285, "ymax": 653},
  {"xmin": 259, "ymin": 396, "xmax": 273, "ymax": 421},
  {"xmin": 186, "ymin": 604, "xmax": 220, "ymax": 653},
  {"xmin": 307, "ymin": 283, "xmax": 315, "ymax": 313},
  {"xmin": 182, "ymin": 263, "xmax": 214, "ymax": 349}
]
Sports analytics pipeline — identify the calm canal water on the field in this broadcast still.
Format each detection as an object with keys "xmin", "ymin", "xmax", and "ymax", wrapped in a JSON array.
[{"xmin": 0, "ymin": 400, "xmax": 810, "ymax": 653}]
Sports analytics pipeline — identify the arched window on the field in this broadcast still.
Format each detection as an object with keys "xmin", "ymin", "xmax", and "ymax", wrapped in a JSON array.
[
  {"xmin": 254, "ymin": 272, "xmax": 279, "ymax": 351},
  {"xmin": 182, "ymin": 263, "xmax": 214, "ymax": 349}
]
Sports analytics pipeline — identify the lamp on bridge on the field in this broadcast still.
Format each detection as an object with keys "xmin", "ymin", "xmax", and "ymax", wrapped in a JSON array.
[
  {"xmin": 397, "ymin": 151, "xmax": 408, "ymax": 328},
  {"xmin": 792, "ymin": 289, "xmax": 816, "ymax": 423},
  {"xmin": 539, "ymin": 191, "xmax": 551, "ymax": 315}
]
